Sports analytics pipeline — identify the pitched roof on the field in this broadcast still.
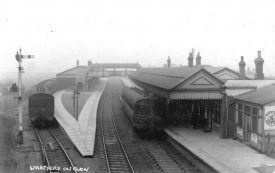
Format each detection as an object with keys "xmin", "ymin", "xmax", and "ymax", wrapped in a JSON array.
[
  {"xmin": 139, "ymin": 67, "xmax": 199, "ymax": 78},
  {"xmin": 203, "ymin": 66, "xmax": 226, "ymax": 74},
  {"xmin": 129, "ymin": 67, "xmax": 199, "ymax": 90},
  {"xmin": 223, "ymin": 80, "xmax": 275, "ymax": 97},
  {"xmin": 225, "ymin": 80, "xmax": 275, "ymax": 89},
  {"xmin": 129, "ymin": 67, "xmax": 223, "ymax": 90},
  {"xmin": 236, "ymin": 84, "xmax": 275, "ymax": 105},
  {"xmin": 182, "ymin": 65, "xmax": 243, "ymax": 78},
  {"xmin": 56, "ymin": 66, "xmax": 87, "ymax": 76}
]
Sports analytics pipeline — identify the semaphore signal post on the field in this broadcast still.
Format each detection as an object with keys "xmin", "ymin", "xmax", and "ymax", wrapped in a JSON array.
[{"xmin": 15, "ymin": 48, "xmax": 34, "ymax": 144}]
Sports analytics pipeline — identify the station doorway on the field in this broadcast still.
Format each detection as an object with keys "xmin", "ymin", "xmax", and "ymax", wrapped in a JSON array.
[{"xmin": 167, "ymin": 99, "xmax": 222, "ymax": 133}]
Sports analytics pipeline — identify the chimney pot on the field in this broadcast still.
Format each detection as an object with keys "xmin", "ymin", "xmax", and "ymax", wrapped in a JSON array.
[
  {"xmin": 254, "ymin": 50, "xmax": 264, "ymax": 79},
  {"xmin": 167, "ymin": 56, "xmax": 171, "ymax": 68},
  {"xmin": 188, "ymin": 51, "xmax": 194, "ymax": 67},
  {"xmin": 239, "ymin": 56, "xmax": 246, "ymax": 79},
  {"xmin": 196, "ymin": 52, "xmax": 201, "ymax": 66},
  {"xmin": 258, "ymin": 51, "xmax": 261, "ymax": 58}
]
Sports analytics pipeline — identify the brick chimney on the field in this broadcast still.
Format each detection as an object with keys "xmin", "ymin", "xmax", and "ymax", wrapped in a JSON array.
[
  {"xmin": 239, "ymin": 56, "xmax": 246, "ymax": 79},
  {"xmin": 188, "ymin": 51, "xmax": 194, "ymax": 67},
  {"xmin": 88, "ymin": 60, "xmax": 92, "ymax": 66},
  {"xmin": 254, "ymin": 51, "xmax": 264, "ymax": 80},
  {"xmin": 76, "ymin": 59, "xmax": 79, "ymax": 66},
  {"xmin": 167, "ymin": 56, "xmax": 171, "ymax": 68},
  {"xmin": 196, "ymin": 52, "xmax": 201, "ymax": 66}
]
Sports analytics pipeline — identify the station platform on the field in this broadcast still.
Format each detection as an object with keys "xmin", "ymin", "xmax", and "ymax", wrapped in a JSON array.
[
  {"xmin": 165, "ymin": 127, "xmax": 275, "ymax": 173},
  {"xmin": 54, "ymin": 78, "xmax": 107, "ymax": 156}
]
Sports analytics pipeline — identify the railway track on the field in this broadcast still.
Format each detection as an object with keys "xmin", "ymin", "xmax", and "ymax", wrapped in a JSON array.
[
  {"xmin": 35, "ymin": 128, "xmax": 77, "ymax": 173},
  {"xmin": 100, "ymin": 93, "xmax": 135, "ymax": 173},
  {"xmin": 140, "ymin": 141, "xmax": 201, "ymax": 173},
  {"xmin": 98, "ymin": 78, "xmax": 202, "ymax": 173},
  {"xmin": 115, "ymin": 77, "xmax": 201, "ymax": 173}
]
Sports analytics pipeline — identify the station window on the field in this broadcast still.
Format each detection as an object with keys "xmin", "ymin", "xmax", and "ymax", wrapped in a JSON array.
[
  {"xmin": 244, "ymin": 106, "xmax": 250, "ymax": 114},
  {"xmin": 251, "ymin": 108, "xmax": 258, "ymax": 134},
  {"xmin": 236, "ymin": 103, "xmax": 259, "ymax": 134},
  {"xmin": 238, "ymin": 104, "xmax": 243, "ymax": 110}
]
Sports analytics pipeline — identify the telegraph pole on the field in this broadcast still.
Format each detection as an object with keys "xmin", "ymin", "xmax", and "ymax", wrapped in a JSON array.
[
  {"xmin": 75, "ymin": 59, "xmax": 80, "ymax": 121},
  {"xmin": 15, "ymin": 48, "xmax": 34, "ymax": 144}
]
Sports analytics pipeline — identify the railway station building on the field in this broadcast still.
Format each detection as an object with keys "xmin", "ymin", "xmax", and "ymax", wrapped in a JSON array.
[
  {"xmin": 129, "ymin": 65, "xmax": 229, "ymax": 137},
  {"xmin": 129, "ymin": 50, "xmax": 275, "ymax": 141},
  {"xmin": 234, "ymin": 84, "xmax": 275, "ymax": 154}
]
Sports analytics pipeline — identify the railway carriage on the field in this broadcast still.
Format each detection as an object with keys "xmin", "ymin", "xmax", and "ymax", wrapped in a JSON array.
[
  {"xmin": 120, "ymin": 87, "xmax": 162, "ymax": 136},
  {"xmin": 28, "ymin": 84, "xmax": 58, "ymax": 128},
  {"xmin": 26, "ymin": 77, "xmax": 75, "ymax": 129}
]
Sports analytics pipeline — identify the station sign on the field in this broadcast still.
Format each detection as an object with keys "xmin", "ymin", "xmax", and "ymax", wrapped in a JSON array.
[
  {"xmin": 264, "ymin": 106, "xmax": 275, "ymax": 130},
  {"xmin": 237, "ymin": 126, "xmax": 243, "ymax": 136}
]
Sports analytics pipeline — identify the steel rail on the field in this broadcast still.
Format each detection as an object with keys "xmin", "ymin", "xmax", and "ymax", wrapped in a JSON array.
[
  {"xmin": 111, "ymin": 110, "xmax": 135, "ymax": 173},
  {"xmin": 100, "ymin": 85, "xmax": 135, "ymax": 173},
  {"xmin": 49, "ymin": 129, "xmax": 78, "ymax": 173},
  {"xmin": 100, "ymin": 108, "xmax": 111, "ymax": 173},
  {"xmin": 35, "ymin": 128, "xmax": 77, "ymax": 173},
  {"xmin": 111, "ymin": 91, "xmax": 135, "ymax": 173},
  {"xmin": 34, "ymin": 128, "xmax": 51, "ymax": 173}
]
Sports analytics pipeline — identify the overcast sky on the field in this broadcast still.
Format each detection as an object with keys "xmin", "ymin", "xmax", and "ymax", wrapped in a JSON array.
[{"xmin": 0, "ymin": 0, "xmax": 274, "ymax": 79}]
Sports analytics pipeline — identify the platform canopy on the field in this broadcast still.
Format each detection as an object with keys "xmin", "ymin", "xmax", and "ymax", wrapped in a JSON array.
[{"xmin": 129, "ymin": 67, "xmax": 225, "ymax": 100}]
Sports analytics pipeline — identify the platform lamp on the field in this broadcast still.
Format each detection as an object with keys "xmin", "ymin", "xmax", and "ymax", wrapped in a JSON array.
[
  {"xmin": 15, "ymin": 48, "xmax": 34, "ymax": 144},
  {"xmin": 73, "ymin": 85, "xmax": 80, "ymax": 121}
]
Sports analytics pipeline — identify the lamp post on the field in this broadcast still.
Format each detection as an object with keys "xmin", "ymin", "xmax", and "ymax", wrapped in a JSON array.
[
  {"xmin": 73, "ymin": 86, "xmax": 80, "ymax": 121},
  {"xmin": 15, "ymin": 48, "xmax": 34, "ymax": 144}
]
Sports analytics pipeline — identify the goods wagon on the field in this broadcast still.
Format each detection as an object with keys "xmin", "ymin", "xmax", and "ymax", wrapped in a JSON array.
[
  {"xmin": 26, "ymin": 77, "xmax": 75, "ymax": 128},
  {"xmin": 28, "ymin": 84, "xmax": 58, "ymax": 128}
]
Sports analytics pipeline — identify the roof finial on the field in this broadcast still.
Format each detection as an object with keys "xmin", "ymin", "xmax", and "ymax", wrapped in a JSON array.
[
  {"xmin": 257, "ymin": 50, "xmax": 261, "ymax": 58},
  {"xmin": 192, "ymin": 48, "xmax": 195, "ymax": 57},
  {"xmin": 167, "ymin": 56, "xmax": 171, "ymax": 68}
]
